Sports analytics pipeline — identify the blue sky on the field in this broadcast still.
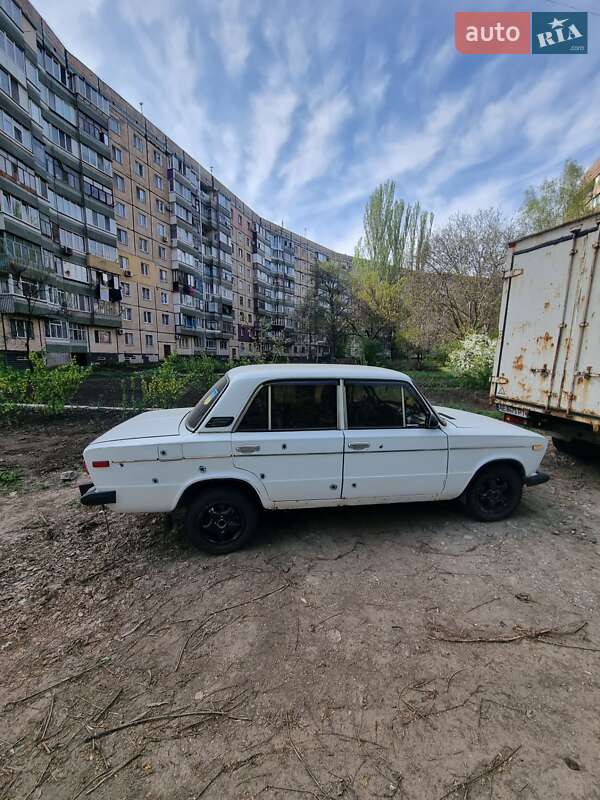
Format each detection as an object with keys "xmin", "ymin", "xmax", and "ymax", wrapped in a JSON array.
[{"xmin": 34, "ymin": 0, "xmax": 600, "ymax": 254}]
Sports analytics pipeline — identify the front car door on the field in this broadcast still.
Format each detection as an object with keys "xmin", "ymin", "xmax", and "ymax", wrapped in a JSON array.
[
  {"xmin": 232, "ymin": 380, "xmax": 343, "ymax": 502},
  {"xmin": 342, "ymin": 380, "xmax": 448, "ymax": 500}
]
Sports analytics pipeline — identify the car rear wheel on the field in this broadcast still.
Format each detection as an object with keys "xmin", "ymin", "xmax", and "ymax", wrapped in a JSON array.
[
  {"xmin": 463, "ymin": 463, "xmax": 522, "ymax": 522},
  {"xmin": 185, "ymin": 487, "xmax": 258, "ymax": 554}
]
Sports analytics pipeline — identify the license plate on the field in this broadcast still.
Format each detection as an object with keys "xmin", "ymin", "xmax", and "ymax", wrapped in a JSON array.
[{"xmin": 496, "ymin": 403, "xmax": 529, "ymax": 418}]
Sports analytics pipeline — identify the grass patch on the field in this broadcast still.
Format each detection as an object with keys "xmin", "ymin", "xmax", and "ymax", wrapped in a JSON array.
[{"xmin": 0, "ymin": 467, "xmax": 22, "ymax": 489}]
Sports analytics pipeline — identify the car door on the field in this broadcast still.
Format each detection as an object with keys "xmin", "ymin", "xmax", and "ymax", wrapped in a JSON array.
[
  {"xmin": 232, "ymin": 380, "xmax": 343, "ymax": 502},
  {"xmin": 342, "ymin": 380, "xmax": 448, "ymax": 500}
]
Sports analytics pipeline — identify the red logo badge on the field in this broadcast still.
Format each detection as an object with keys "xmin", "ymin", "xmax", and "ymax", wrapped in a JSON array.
[{"xmin": 455, "ymin": 12, "xmax": 531, "ymax": 54}]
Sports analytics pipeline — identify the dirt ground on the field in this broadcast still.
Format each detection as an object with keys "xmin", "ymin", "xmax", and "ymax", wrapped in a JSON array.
[{"xmin": 1, "ymin": 412, "xmax": 600, "ymax": 800}]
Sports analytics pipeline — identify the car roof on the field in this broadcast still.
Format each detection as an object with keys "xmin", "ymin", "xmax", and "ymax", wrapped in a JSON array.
[{"xmin": 225, "ymin": 363, "xmax": 412, "ymax": 384}]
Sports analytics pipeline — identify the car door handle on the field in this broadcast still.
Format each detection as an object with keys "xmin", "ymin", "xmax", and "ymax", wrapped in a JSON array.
[
  {"xmin": 236, "ymin": 445, "xmax": 260, "ymax": 454},
  {"xmin": 348, "ymin": 442, "xmax": 370, "ymax": 450}
]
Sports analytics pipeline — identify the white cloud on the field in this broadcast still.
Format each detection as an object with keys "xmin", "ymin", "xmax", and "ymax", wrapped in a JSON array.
[
  {"xmin": 208, "ymin": 0, "xmax": 257, "ymax": 78},
  {"xmin": 279, "ymin": 90, "xmax": 353, "ymax": 195},
  {"xmin": 243, "ymin": 81, "xmax": 298, "ymax": 204}
]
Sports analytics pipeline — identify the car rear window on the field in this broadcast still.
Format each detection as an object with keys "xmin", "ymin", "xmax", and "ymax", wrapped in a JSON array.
[{"xmin": 186, "ymin": 375, "xmax": 229, "ymax": 430}]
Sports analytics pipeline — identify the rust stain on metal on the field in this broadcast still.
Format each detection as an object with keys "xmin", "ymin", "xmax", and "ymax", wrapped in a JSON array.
[
  {"xmin": 536, "ymin": 331, "xmax": 553, "ymax": 348},
  {"xmin": 544, "ymin": 300, "xmax": 551, "ymax": 310},
  {"xmin": 513, "ymin": 353, "xmax": 525, "ymax": 371}
]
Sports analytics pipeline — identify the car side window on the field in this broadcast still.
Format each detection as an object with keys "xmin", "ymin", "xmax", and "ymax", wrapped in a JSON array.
[
  {"xmin": 271, "ymin": 382, "xmax": 337, "ymax": 430},
  {"xmin": 346, "ymin": 381, "xmax": 428, "ymax": 429},
  {"xmin": 236, "ymin": 381, "xmax": 338, "ymax": 432},
  {"xmin": 237, "ymin": 385, "xmax": 269, "ymax": 431},
  {"xmin": 403, "ymin": 385, "xmax": 428, "ymax": 427}
]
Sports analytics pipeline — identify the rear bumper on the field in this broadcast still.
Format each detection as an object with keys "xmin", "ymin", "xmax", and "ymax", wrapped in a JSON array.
[
  {"xmin": 79, "ymin": 483, "xmax": 116, "ymax": 506},
  {"xmin": 525, "ymin": 471, "xmax": 550, "ymax": 487}
]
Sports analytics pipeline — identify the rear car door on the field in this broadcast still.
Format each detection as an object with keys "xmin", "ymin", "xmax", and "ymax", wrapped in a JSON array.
[
  {"xmin": 232, "ymin": 380, "xmax": 343, "ymax": 502},
  {"xmin": 342, "ymin": 380, "xmax": 448, "ymax": 499}
]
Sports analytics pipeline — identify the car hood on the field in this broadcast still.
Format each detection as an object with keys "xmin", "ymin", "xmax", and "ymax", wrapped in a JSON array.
[
  {"xmin": 434, "ymin": 405, "xmax": 540, "ymax": 437},
  {"xmin": 90, "ymin": 408, "xmax": 192, "ymax": 443}
]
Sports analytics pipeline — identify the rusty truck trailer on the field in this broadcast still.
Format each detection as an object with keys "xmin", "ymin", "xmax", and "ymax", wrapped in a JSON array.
[{"xmin": 491, "ymin": 213, "xmax": 600, "ymax": 453}]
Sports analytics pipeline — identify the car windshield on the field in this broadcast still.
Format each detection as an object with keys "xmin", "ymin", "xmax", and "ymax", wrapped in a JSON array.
[{"xmin": 185, "ymin": 375, "xmax": 229, "ymax": 430}]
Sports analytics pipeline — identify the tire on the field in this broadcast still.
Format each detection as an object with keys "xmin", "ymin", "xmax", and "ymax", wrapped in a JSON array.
[
  {"xmin": 463, "ymin": 463, "xmax": 523, "ymax": 522},
  {"xmin": 184, "ymin": 487, "xmax": 258, "ymax": 554}
]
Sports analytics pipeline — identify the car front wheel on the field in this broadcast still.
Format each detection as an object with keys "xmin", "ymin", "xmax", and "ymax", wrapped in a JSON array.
[
  {"xmin": 185, "ymin": 487, "xmax": 258, "ymax": 554},
  {"xmin": 463, "ymin": 463, "xmax": 523, "ymax": 522}
]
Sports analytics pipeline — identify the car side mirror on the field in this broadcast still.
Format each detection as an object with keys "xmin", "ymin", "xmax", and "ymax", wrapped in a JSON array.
[{"xmin": 428, "ymin": 414, "xmax": 442, "ymax": 428}]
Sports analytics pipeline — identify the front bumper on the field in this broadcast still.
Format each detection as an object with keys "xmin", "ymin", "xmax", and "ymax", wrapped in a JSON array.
[
  {"xmin": 525, "ymin": 471, "xmax": 550, "ymax": 487},
  {"xmin": 79, "ymin": 483, "xmax": 116, "ymax": 506}
]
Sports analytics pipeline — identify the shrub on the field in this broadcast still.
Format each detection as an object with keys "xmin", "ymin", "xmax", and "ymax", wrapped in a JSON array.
[
  {"xmin": 140, "ymin": 355, "xmax": 188, "ymax": 408},
  {"xmin": 0, "ymin": 367, "xmax": 29, "ymax": 418},
  {"xmin": 29, "ymin": 352, "xmax": 92, "ymax": 413},
  {"xmin": 446, "ymin": 332, "xmax": 497, "ymax": 389}
]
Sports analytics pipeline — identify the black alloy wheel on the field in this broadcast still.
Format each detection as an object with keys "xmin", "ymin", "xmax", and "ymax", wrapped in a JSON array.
[
  {"xmin": 464, "ymin": 463, "xmax": 522, "ymax": 522},
  {"xmin": 185, "ymin": 487, "xmax": 258, "ymax": 554}
]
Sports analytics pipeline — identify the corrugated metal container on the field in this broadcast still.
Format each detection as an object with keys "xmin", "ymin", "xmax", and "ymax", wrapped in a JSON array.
[{"xmin": 492, "ymin": 213, "xmax": 600, "ymax": 434}]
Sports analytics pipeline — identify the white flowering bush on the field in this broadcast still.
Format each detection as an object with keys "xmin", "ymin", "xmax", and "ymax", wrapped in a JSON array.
[{"xmin": 446, "ymin": 332, "xmax": 496, "ymax": 388}]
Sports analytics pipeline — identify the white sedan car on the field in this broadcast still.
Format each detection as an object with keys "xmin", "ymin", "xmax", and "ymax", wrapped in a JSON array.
[{"xmin": 81, "ymin": 364, "xmax": 549, "ymax": 553}]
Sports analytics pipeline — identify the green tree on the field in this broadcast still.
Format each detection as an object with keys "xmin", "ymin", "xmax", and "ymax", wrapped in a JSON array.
[
  {"xmin": 520, "ymin": 159, "xmax": 592, "ymax": 233},
  {"xmin": 351, "ymin": 181, "xmax": 433, "ymax": 361}
]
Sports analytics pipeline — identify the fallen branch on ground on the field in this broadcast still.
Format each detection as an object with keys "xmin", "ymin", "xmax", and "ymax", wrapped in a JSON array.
[
  {"xmin": 8, "ymin": 659, "xmax": 111, "ymax": 707},
  {"xmin": 84, "ymin": 708, "xmax": 251, "ymax": 742},
  {"xmin": 427, "ymin": 619, "xmax": 586, "ymax": 645},
  {"xmin": 439, "ymin": 745, "xmax": 521, "ymax": 799}
]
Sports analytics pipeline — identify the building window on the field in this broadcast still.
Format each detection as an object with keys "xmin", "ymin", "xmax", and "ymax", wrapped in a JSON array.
[
  {"xmin": 115, "ymin": 202, "xmax": 126, "ymax": 218},
  {"xmin": 138, "ymin": 212, "xmax": 147, "ymax": 227},
  {"xmin": 161, "ymin": 313, "xmax": 169, "ymax": 325},
  {"xmin": 141, "ymin": 262, "xmax": 149, "ymax": 276},
  {"xmin": 114, "ymin": 173, "xmax": 125, "ymax": 191},
  {"xmin": 157, "ymin": 222, "xmax": 167, "ymax": 238},
  {"xmin": 133, "ymin": 133, "xmax": 143, "ymax": 151},
  {"xmin": 124, "ymin": 332, "xmax": 134, "ymax": 345},
  {"xmin": 155, "ymin": 199, "xmax": 165, "ymax": 213},
  {"xmin": 138, "ymin": 237, "xmax": 149, "ymax": 254},
  {"xmin": 153, "ymin": 173, "xmax": 163, "ymax": 190},
  {"xmin": 141, "ymin": 287, "xmax": 151, "ymax": 301},
  {"xmin": 160, "ymin": 291, "xmax": 168, "ymax": 304},
  {"xmin": 122, "ymin": 282, "xmax": 130, "ymax": 296},
  {"xmin": 136, "ymin": 186, "xmax": 146, "ymax": 202},
  {"xmin": 117, "ymin": 228, "xmax": 128, "ymax": 245},
  {"xmin": 9, "ymin": 319, "xmax": 34, "ymax": 339},
  {"xmin": 134, "ymin": 160, "xmax": 144, "ymax": 177},
  {"xmin": 119, "ymin": 255, "xmax": 129, "ymax": 270},
  {"xmin": 94, "ymin": 329, "xmax": 112, "ymax": 344},
  {"xmin": 44, "ymin": 318, "xmax": 68, "ymax": 340},
  {"xmin": 153, "ymin": 149, "xmax": 162, "ymax": 165},
  {"xmin": 158, "ymin": 246, "xmax": 166, "ymax": 260},
  {"xmin": 143, "ymin": 311, "xmax": 152, "ymax": 324},
  {"xmin": 109, "ymin": 117, "xmax": 121, "ymax": 134},
  {"xmin": 122, "ymin": 306, "xmax": 132, "ymax": 321},
  {"xmin": 145, "ymin": 334, "xmax": 153, "ymax": 346},
  {"xmin": 159, "ymin": 269, "xmax": 168, "ymax": 282}
]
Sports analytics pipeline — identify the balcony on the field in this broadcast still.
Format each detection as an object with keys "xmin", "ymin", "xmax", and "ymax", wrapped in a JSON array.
[
  {"xmin": 92, "ymin": 307, "xmax": 122, "ymax": 328},
  {"xmin": 176, "ymin": 324, "xmax": 202, "ymax": 338},
  {"xmin": 86, "ymin": 254, "xmax": 120, "ymax": 274}
]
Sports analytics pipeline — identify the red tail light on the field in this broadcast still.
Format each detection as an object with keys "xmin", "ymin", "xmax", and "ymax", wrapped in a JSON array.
[{"xmin": 92, "ymin": 460, "xmax": 110, "ymax": 468}]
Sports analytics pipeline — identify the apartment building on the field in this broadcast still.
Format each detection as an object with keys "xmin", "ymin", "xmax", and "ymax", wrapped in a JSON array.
[
  {"xmin": 0, "ymin": 0, "xmax": 350, "ymax": 368},
  {"xmin": 586, "ymin": 157, "xmax": 600, "ymax": 211}
]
